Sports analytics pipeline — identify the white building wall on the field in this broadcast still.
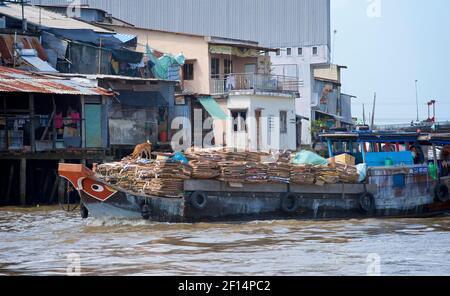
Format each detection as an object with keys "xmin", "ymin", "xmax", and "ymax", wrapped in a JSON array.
[
  {"xmin": 226, "ymin": 94, "xmax": 296, "ymax": 151},
  {"xmin": 269, "ymin": 45, "xmax": 330, "ymax": 145}
]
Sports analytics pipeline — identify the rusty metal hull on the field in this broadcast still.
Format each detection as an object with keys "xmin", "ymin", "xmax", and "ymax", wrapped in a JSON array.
[
  {"xmin": 59, "ymin": 163, "xmax": 450, "ymax": 222},
  {"xmin": 78, "ymin": 178, "xmax": 450, "ymax": 222}
]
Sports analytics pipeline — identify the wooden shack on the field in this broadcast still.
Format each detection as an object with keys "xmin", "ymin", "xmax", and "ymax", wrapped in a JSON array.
[{"xmin": 0, "ymin": 66, "xmax": 113, "ymax": 206}]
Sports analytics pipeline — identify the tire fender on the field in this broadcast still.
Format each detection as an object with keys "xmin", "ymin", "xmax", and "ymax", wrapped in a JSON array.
[
  {"xmin": 434, "ymin": 183, "xmax": 450, "ymax": 203},
  {"xmin": 190, "ymin": 191, "xmax": 208, "ymax": 210},
  {"xmin": 280, "ymin": 193, "xmax": 299, "ymax": 214},
  {"xmin": 358, "ymin": 192, "xmax": 375, "ymax": 215}
]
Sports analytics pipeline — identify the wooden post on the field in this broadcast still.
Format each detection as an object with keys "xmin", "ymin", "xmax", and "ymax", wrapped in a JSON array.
[
  {"xmin": 20, "ymin": 158, "xmax": 26, "ymax": 206},
  {"xmin": 80, "ymin": 95, "xmax": 86, "ymax": 148},
  {"xmin": 29, "ymin": 94, "xmax": 35, "ymax": 153},
  {"xmin": 58, "ymin": 159, "xmax": 65, "ymax": 202},
  {"xmin": 327, "ymin": 139, "xmax": 334, "ymax": 157},
  {"xmin": 5, "ymin": 164, "xmax": 15, "ymax": 205},
  {"xmin": 361, "ymin": 142, "xmax": 367, "ymax": 163}
]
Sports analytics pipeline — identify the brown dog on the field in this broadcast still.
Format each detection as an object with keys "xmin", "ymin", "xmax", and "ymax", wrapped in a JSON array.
[{"xmin": 131, "ymin": 141, "xmax": 152, "ymax": 159}]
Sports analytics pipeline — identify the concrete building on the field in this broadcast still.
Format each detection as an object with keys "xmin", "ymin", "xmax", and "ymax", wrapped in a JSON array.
[
  {"xmin": 30, "ymin": 0, "xmax": 331, "ymax": 146},
  {"xmin": 98, "ymin": 24, "xmax": 299, "ymax": 151},
  {"xmin": 311, "ymin": 64, "xmax": 355, "ymax": 139}
]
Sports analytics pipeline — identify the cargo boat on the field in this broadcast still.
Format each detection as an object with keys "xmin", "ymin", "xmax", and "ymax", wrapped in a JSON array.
[{"xmin": 58, "ymin": 132, "xmax": 450, "ymax": 222}]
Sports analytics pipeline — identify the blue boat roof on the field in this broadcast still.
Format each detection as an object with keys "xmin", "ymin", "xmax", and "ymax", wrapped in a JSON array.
[{"xmin": 320, "ymin": 131, "xmax": 423, "ymax": 143}]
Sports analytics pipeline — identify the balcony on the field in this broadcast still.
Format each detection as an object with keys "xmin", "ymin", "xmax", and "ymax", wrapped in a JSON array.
[{"xmin": 210, "ymin": 73, "xmax": 301, "ymax": 96}]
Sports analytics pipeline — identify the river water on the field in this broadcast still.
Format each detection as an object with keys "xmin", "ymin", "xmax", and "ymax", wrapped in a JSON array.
[{"xmin": 0, "ymin": 206, "xmax": 449, "ymax": 276}]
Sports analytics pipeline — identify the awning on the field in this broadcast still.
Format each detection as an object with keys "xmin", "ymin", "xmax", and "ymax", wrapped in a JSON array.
[
  {"xmin": 315, "ymin": 110, "xmax": 344, "ymax": 121},
  {"xmin": 209, "ymin": 45, "xmax": 261, "ymax": 58},
  {"xmin": 198, "ymin": 96, "xmax": 228, "ymax": 120}
]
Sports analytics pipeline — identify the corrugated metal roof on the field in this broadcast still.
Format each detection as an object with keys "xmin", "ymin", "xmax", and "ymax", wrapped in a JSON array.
[
  {"xmin": 113, "ymin": 33, "xmax": 137, "ymax": 43},
  {"xmin": 0, "ymin": 66, "xmax": 113, "ymax": 96},
  {"xmin": 21, "ymin": 55, "xmax": 58, "ymax": 72},
  {"xmin": 0, "ymin": 3, "xmax": 112, "ymax": 33},
  {"xmin": 30, "ymin": 0, "xmax": 330, "ymax": 48}
]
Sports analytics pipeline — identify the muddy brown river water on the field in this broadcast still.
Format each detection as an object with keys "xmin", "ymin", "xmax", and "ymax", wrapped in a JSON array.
[{"xmin": 0, "ymin": 206, "xmax": 449, "ymax": 276}]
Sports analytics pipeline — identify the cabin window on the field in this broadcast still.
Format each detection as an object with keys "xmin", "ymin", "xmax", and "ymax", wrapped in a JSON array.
[
  {"xmin": 183, "ymin": 63, "xmax": 194, "ymax": 80},
  {"xmin": 298, "ymin": 47, "xmax": 303, "ymax": 56},
  {"xmin": 276, "ymin": 49, "xmax": 281, "ymax": 56},
  {"xmin": 280, "ymin": 111, "xmax": 287, "ymax": 134},
  {"xmin": 286, "ymin": 48, "xmax": 292, "ymax": 56},
  {"xmin": 211, "ymin": 58, "xmax": 220, "ymax": 78}
]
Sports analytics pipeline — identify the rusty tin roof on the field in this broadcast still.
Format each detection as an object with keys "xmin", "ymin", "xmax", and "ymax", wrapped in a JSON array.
[{"xmin": 0, "ymin": 66, "xmax": 113, "ymax": 96}]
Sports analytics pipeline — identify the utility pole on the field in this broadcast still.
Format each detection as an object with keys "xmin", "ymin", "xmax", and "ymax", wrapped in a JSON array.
[
  {"xmin": 371, "ymin": 92, "xmax": 376, "ymax": 130},
  {"xmin": 362, "ymin": 103, "xmax": 366, "ymax": 125},
  {"xmin": 332, "ymin": 30, "xmax": 337, "ymax": 63},
  {"xmin": 415, "ymin": 80, "xmax": 419, "ymax": 122}
]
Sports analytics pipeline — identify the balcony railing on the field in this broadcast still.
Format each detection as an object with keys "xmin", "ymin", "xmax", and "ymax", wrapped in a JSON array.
[{"xmin": 210, "ymin": 73, "xmax": 301, "ymax": 95}]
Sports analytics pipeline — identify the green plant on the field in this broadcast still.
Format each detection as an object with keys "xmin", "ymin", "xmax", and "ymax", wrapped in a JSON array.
[{"xmin": 310, "ymin": 120, "xmax": 328, "ymax": 135}]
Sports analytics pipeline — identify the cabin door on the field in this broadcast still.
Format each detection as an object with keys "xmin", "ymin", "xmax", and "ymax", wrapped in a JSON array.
[{"xmin": 84, "ymin": 104, "xmax": 102, "ymax": 148}]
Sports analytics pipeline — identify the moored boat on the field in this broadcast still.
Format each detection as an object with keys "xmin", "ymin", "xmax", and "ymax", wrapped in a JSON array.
[{"xmin": 58, "ymin": 132, "xmax": 450, "ymax": 222}]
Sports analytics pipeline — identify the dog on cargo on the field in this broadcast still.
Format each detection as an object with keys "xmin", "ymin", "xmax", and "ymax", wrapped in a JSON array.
[{"xmin": 131, "ymin": 141, "xmax": 152, "ymax": 159}]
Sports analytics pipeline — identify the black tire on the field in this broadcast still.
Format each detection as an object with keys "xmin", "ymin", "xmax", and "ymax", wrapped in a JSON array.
[
  {"xmin": 434, "ymin": 184, "xmax": 450, "ymax": 203},
  {"xmin": 358, "ymin": 192, "xmax": 375, "ymax": 215},
  {"xmin": 280, "ymin": 193, "xmax": 299, "ymax": 214},
  {"xmin": 80, "ymin": 204, "xmax": 89, "ymax": 219},
  {"xmin": 141, "ymin": 204, "xmax": 151, "ymax": 220},
  {"xmin": 190, "ymin": 191, "xmax": 208, "ymax": 210}
]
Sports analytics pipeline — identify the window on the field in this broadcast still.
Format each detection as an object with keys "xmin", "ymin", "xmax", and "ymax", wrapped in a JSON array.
[
  {"xmin": 286, "ymin": 48, "xmax": 292, "ymax": 56},
  {"xmin": 280, "ymin": 111, "xmax": 287, "ymax": 134},
  {"xmin": 276, "ymin": 49, "xmax": 281, "ymax": 56},
  {"xmin": 224, "ymin": 59, "xmax": 233, "ymax": 75},
  {"xmin": 298, "ymin": 47, "xmax": 303, "ymax": 56},
  {"xmin": 231, "ymin": 110, "xmax": 247, "ymax": 132},
  {"xmin": 211, "ymin": 58, "xmax": 220, "ymax": 77},
  {"xmin": 312, "ymin": 46, "xmax": 318, "ymax": 55},
  {"xmin": 183, "ymin": 63, "xmax": 194, "ymax": 80}
]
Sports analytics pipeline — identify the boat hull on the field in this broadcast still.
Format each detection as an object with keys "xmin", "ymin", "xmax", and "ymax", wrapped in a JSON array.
[
  {"xmin": 79, "ymin": 180, "xmax": 450, "ymax": 222},
  {"xmin": 60, "ymin": 164, "xmax": 450, "ymax": 222}
]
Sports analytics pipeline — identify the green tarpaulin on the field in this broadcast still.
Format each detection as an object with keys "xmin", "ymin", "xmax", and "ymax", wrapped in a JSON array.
[
  {"xmin": 198, "ymin": 96, "xmax": 228, "ymax": 120},
  {"xmin": 145, "ymin": 44, "xmax": 185, "ymax": 80}
]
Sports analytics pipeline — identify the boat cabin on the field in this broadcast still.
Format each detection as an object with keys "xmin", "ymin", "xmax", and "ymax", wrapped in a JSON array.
[{"xmin": 319, "ymin": 131, "xmax": 425, "ymax": 167}]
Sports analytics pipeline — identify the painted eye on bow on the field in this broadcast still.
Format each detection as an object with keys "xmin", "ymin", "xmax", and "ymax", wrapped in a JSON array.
[{"xmin": 91, "ymin": 184, "xmax": 105, "ymax": 192}]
